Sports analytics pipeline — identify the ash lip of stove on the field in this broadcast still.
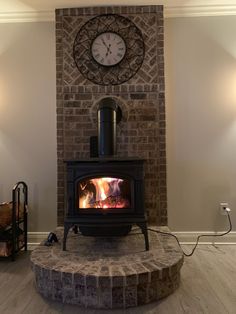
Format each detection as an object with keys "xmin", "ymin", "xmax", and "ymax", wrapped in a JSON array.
[{"xmin": 63, "ymin": 158, "xmax": 149, "ymax": 251}]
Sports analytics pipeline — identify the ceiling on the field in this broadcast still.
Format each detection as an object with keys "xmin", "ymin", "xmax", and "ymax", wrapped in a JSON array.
[{"xmin": 1, "ymin": 0, "xmax": 236, "ymax": 22}]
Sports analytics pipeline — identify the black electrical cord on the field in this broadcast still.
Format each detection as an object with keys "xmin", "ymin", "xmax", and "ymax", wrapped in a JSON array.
[{"xmin": 148, "ymin": 211, "xmax": 232, "ymax": 257}]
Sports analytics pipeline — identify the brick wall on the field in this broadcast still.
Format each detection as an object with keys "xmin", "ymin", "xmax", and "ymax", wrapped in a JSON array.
[{"xmin": 55, "ymin": 5, "xmax": 167, "ymax": 226}]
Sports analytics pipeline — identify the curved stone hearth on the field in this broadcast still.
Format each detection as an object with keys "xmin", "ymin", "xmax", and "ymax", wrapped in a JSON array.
[{"xmin": 31, "ymin": 227, "xmax": 183, "ymax": 309}]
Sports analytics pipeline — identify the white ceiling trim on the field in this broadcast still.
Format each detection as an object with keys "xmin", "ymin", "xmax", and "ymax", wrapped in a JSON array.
[
  {"xmin": 164, "ymin": 4, "xmax": 236, "ymax": 18},
  {"xmin": 1, "ymin": 5, "xmax": 236, "ymax": 23},
  {"xmin": 0, "ymin": 11, "xmax": 54, "ymax": 23}
]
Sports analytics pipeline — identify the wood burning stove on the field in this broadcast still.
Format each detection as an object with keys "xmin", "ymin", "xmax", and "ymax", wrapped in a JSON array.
[
  {"xmin": 63, "ymin": 97, "xmax": 149, "ymax": 250},
  {"xmin": 63, "ymin": 158, "xmax": 149, "ymax": 250}
]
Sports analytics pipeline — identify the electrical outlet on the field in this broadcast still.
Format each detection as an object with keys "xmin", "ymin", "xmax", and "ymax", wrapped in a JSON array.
[{"xmin": 220, "ymin": 202, "xmax": 229, "ymax": 215}]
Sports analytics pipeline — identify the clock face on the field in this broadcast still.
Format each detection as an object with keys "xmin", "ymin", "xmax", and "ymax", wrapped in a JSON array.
[
  {"xmin": 91, "ymin": 32, "xmax": 126, "ymax": 66},
  {"xmin": 73, "ymin": 14, "xmax": 145, "ymax": 85}
]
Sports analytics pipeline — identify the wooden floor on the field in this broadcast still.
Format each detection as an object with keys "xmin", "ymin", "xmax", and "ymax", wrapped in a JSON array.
[{"xmin": 0, "ymin": 245, "xmax": 236, "ymax": 314}]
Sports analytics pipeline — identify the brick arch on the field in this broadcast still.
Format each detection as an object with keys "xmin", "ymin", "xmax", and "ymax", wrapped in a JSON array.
[{"xmin": 89, "ymin": 95, "xmax": 129, "ymax": 125}]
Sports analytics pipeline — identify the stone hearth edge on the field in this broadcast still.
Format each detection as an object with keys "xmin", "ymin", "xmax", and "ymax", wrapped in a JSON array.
[{"xmin": 31, "ymin": 227, "xmax": 183, "ymax": 309}]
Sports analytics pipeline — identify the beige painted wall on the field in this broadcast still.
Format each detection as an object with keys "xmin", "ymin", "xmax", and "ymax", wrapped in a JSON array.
[
  {"xmin": 1, "ymin": 16, "xmax": 236, "ymax": 233},
  {"xmin": 0, "ymin": 22, "xmax": 57, "ymax": 232},
  {"xmin": 165, "ymin": 16, "xmax": 236, "ymax": 231}
]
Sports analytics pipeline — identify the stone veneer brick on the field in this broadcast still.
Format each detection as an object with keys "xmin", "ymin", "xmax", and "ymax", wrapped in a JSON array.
[
  {"xmin": 31, "ymin": 227, "xmax": 183, "ymax": 309},
  {"xmin": 55, "ymin": 5, "xmax": 167, "ymax": 225}
]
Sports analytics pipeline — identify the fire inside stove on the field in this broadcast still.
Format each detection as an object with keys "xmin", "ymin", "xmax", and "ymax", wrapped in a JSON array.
[{"xmin": 78, "ymin": 177, "xmax": 131, "ymax": 209}]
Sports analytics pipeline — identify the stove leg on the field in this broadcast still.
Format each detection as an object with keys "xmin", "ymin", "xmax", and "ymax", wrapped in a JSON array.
[
  {"xmin": 63, "ymin": 223, "xmax": 71, "ymax": 251},
  {"xmin": 137, "ymin": 222, "xmax": 149, "ymax": 251}
]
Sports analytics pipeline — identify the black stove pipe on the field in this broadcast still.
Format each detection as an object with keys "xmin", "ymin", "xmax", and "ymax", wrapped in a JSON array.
[{"xmin": 98, "ymin": 98, "xmax": 118, "ymax": 157}]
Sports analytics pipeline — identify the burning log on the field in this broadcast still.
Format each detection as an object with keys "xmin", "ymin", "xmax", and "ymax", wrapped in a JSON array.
[{"xmin": 89, "ymin": 195, "xmax": 130, "ymax": 209}]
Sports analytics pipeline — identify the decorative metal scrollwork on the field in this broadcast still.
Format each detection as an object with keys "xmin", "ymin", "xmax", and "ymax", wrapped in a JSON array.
[{"xmin": 73, "ymin": 14, "xmax": 145, "ymax": 85}]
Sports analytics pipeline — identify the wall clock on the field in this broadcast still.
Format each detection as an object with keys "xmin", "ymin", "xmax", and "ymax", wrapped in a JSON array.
[{"xmin": 73, "ymin": 14, "xmax": 145, "ymax": 85}]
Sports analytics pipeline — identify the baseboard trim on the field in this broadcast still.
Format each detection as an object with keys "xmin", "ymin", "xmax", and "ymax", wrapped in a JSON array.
[
  {"xmin": 173, "ymin": 231, "xmax": 236, "ymax": 244},
  {"xmin": 27, "ymin": 230, "xmax": 236, "ymax": 250},
  {"xmin": 28, "ymin": 232, "xmax": 48, "ymax": 250}
]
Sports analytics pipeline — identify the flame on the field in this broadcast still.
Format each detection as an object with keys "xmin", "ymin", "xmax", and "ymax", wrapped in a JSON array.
[
  {"xmin": 80, "ymin": 190, "xmax": 93, "ymax": 209},
  {"xmin": 95, "ymin": 179, "xmax": 107, "ymax": 200},
  {"xmin": 91, "ymin": 178, "xmax": 120, "ymax": 202},
  {"xmin": 79, "ymin": 177, "xmax": 130, "ymax": 209}
]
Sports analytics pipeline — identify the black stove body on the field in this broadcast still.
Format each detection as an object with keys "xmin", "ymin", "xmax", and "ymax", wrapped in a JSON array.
[
  {"xmin": 63, "ymin": 158, "xmax": 149, "ymax": 250},
  {"xmin": 63, "ymin": 97, "xmax": 149, "ymax": 250}
]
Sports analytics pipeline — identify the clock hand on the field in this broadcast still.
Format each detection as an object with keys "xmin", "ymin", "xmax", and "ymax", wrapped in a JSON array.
[
  {"xmin": 107, "ymin": 44, "xmax": 112, "ymax": 54},
  {"xmin": 106, "ymin": 44, "xmax": 112, "ymax": 56},
  {"xmin": 106, "ymin": 50, "xmax": 112, "ymax": 56},
  {"xmin": 101, "ymin": 38, "xmax": 109, "ymax": 49}
]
